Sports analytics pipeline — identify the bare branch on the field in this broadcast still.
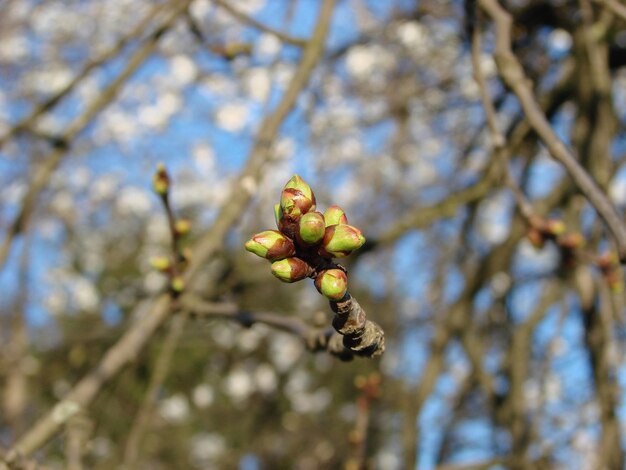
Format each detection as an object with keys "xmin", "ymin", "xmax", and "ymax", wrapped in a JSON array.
[{"xmin": 479, "ymin": 0, "xmax": 626, "ymax": 262}]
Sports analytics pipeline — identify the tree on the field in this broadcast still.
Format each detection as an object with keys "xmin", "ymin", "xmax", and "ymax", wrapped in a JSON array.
[{"xmin": 1, "ymin": 0, "xmax": 625, "ymax": 468}]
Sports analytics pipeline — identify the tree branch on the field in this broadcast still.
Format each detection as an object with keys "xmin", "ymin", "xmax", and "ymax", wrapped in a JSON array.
[{"xmin": 479, "ymin": 0, "xmax": 626, "ymax": 262}]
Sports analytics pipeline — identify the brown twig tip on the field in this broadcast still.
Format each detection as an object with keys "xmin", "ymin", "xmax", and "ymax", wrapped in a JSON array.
[{"xmin": 330, "ymin": 295, "xmax": 385, "ymax": 357}]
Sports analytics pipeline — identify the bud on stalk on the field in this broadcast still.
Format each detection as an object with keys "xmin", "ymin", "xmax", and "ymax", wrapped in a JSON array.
[
  {"xmin": 271, "ymin": 257, "xmax": 311, "ymax": 283},
  {"xmin": 324, "ymin": 205, "xmax": 348, "ymax": 226},
  {"xmin": 543, "ymin": 219, "xmax": 566, "ymax": 237},
  {"xmin": 244, "ymin": 230, "xmax": 295, "ymax": 261},
  {"xmin": 298, "ymin": 211, "xmax": 326, "ymax": 245},
  {"xmin": 152, "ymin": 163, "xmax": 170, "ymax": 196},
  {"xmin": 320, "ymin": 224, "xmax": 366, "ymax": 258},
  {"xmin": 315, "ymin": 269, "xmax": 348, "ymax": 300}
]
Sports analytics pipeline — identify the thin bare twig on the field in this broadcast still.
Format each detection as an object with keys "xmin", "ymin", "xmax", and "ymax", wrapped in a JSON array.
[{"xmin": 212, "ymin": 0, "xmax": 308, "ymax": 47}]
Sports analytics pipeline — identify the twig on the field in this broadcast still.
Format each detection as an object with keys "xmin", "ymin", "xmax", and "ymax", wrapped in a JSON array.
[
  {"xmin": 3, "ymin": 0, "xmax": 336, "ymax": 461},
  {"xmin": 479, "ymin": 0, "xmax": 626, "ymax": 262},
  {"xmin": 212, "ymin": 0, "xmax": 308, "ymax": 47},
  {"xmin": 180, "ymin": 296, "xmax": 354, "ymax": 359}
]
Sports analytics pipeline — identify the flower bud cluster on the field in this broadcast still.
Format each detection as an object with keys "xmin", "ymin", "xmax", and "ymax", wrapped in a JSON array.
[
  {"xmin": 245, "ymin": 175, "xmax": 366, "ymax": 300},
  {"xmin": 526, "ymin": 217, "xmax": 585, "ymax": 252}
]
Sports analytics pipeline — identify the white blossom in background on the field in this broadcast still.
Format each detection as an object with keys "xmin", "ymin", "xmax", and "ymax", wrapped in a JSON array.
[
  {"xmin": 243, "ymin": 67, "xmax": 271, "ymax": 102},
  {"xmin": 200, "ymin": 74, "xmax": 238, "ymax": 98},
  {"xmin": 22, "ymin": 65, "xmax": 72, "ymax": 95},
  {"xmin": 254, "ymin": 363, "xmax": 277, "ymax": 394},
  {"xmin": 396, "ymin": 21, "xmax": 427, "ymax": 49},
  {"xmin": 236, "ymin": 328, "xmax": 263, "ymax": 353},
  {"xmin": 159, "ymin": 393, "xmax": 190, "ymax": 424},
  {"xmin": 115, "ymin": 187, "xmax": 153, "ymax": 217},
  {"xmin": 215, "ymin": 102, "xmax": 249, "ymax": 132},
  {"xmin": 255, "ymin": 33, "xmax": 282, "ymax": 60},
  {"xmin": 143, "ymin": 271, "xmax": 167, "ymax": 294},
  {"xmin": 71, "ymin": 276, "xmax": 100, "ymax": 311},
  {"xmin": 0, "ymin": 34, "xmax": 29, "ymax": 63},
  {"xmin": 192, "ymin": 383, "xmax": 215, "ymax": 409},
  {"xmin": 269, "ymin": 333, "xmax": 304, "ymax": 372},
  {"xmin": 169, "ymin": 54, "xmax": 197, "ymax": 86},
  {"xmin": 189, "ymin": 433, "xmax": 226, "ymax": 467},
  {"xmin": 44, "ymin": 289, "xmax": 68, "ymax": 316},
  {"xmin": 346, "ymin": 44, "xmax": 395, "ymax": 81},
  {"xmin": 548, "ymin": 28, "xmax": 573, "ymax": 54},
  {"xmin": 224, "ymin": 367, "xmax": 255, "ymax": 402},
  {"xmin": 192, "ymin": 142, "xmax": 216, "ymax": 176},
  {"xmin": 477, "ymin": 191, "xmax": 512, "ymax": 244},
  {"xmin": 211, "ymin": 324, "xmax": 236, "ymax": 349},
  {"xmin": 609, "ymin": 175, "xmax": 626, "ymax": 206},
  {"xmin": 544, "ymin": 374, "xmax": 561, "ymax": 403}
]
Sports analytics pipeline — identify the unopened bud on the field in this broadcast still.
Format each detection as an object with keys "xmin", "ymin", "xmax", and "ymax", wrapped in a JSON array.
[
  {"xmin": 606, "ymin": 268, "xmax": 624, "ymax": 293},
  {"xmin": 557, "ymin": 232, "xmax": 585, "ymax": 250},
  {"xmin": 175, "ymin": 219, "xmax": 191, "ymax": 236},
  {"xmin": 245, "ymin": 230, "xmax": 295, "ymax": 262},
  {"xmin": 298, "ymin": 211, "xmax": 325, "ymax": 245},
  {"xmin": 324, "ymin": 205, "xmax": 348, "ymax": 226},
  {"xmin": 280, "ymin": 175, "xmax": 316, "ymax": 218},
  {"xmin": 320, "ymin": 224, "xmax": 366, "ymax": 258},
  {"xmin": 270, "ymin": 257, "xmax": 310, "ymax": 283},
  {"xmin": 152, "ymin": 163, "xmax": 169, "ymax": 195},
  {"xmin": 150, "ymin": 256, "xmax": 171, "ymax": 272},
  {"xmin": 315, "ymin": 269, "xmax": 348, "ymax": 300},
  {"xmin": 544, "ymin": 219, "xmax": 566, "ymax": 237},
  {"xmin": 171, "ymin": 276, "xmax": 185, "ymax": 293}
]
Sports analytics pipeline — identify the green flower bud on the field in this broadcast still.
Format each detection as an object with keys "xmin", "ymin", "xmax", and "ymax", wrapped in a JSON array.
[
  {"xmin": 171, "ymin": 276, "xmax": 185, "ymax": 293},
  {"xmin": 270, "ymin": 257, "xmax": 310, "ymax": 283},
  {"xmin": 543, "ymin": 219, "xmax": 566, "ymax": 237},
  {"xmin": 315, "ymin": 269, "xmax": 348, "ymax": 300},
  {"xmin": 244, "ymin": 230, "xmax": 296, "ymax": 261},
  {"xmin": 298, "ymin": 211, "xmax": 326, "ymax": 245},
  {"xmin": 320, "ymin": 224, "xmax": 366, "ymax": 258},
  {"xmin": 150, "ymin": 256, "xmax": 171, "ymax": 272},
  {"xmin": 152, "ymin": 163, "xmax": 170, "ymax": 196},
  {"xmin": 280, "ymin": 175, "xmax": 316, "ymax": 218},
  {"xmin": 175, "ymin": 219, "xmax": 191, "ymax": 236},
  {"xmin": 324, "ymin": 205, "xmax": 348, "ymax": 226}
]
